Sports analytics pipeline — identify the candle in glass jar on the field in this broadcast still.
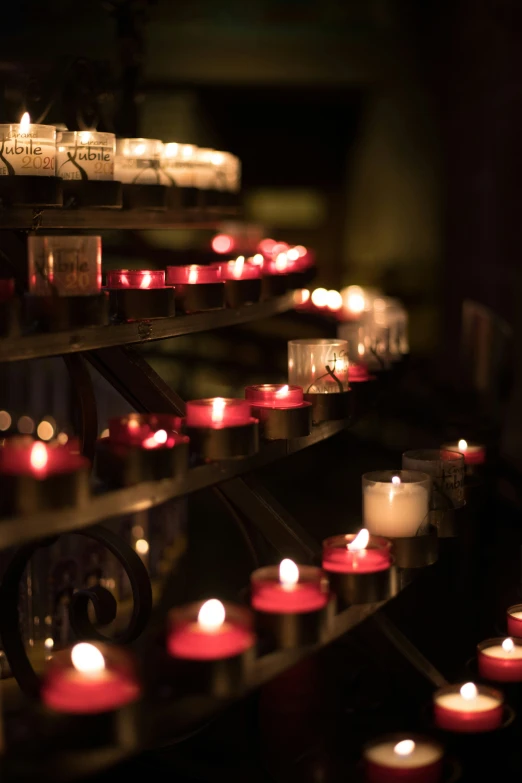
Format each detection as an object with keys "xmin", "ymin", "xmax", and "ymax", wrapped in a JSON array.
[
  {"xmin": 433, "ymin": 683, "xmax": 504, "ymax": 732},
  {"xmin": 322, "ymin": 530, "xmax": 392, "ymax": 574},
  {"xmin": 364, "ymin": 736, "xmax": 444, "ymax": 783},
  {"xmin": 114, "ymin": 138, "xmax": 167, "ymax": 185},
  {"xmin": 108, "ymin": 413, "xmax": 185, "ymax": 450},
  {"xmin": 507, "ymin": 604, "xmax": 522, "ymax": 637},
  {"xmin": 186, "ymin": 398, "xmax": 252, "ymax": 429},
  {"xmin": 0, "ymin": 439, "xmax": 87, "ymax": 478},
  {"xmin": 162, "ymin": 142, "xmax": 198, "ymax": 187},
  {"xmin": 0, "ymin": 113, "xmax": 56, "ymax": 176},
  {"xmin": 42, "ymin": 642, "xmax": 140, "ymax": 714},
  {"xmin": 477, "ymin": 638, "xmax": 522, "ymax": 682},
  {"xmin": 288, "ymin": 338, "xmax": 349, "ymax": 393},
  {"xmin": 57, "ymin": 131, "xmax": 115, "ymax": 181},
  {"xmin": 362, "ymin": 471, "xmax": 431, "ymax": 537},
  {"xmin": 251, "ymin": 559, "xmax": 329, "ymax": 613},
  {"xmin": 28, "ymin": 236, "xmax": 102, "ymax": 296},
  {"xmin": 167, "ymin": 599, "xmax": 254, "ymax": 660}
]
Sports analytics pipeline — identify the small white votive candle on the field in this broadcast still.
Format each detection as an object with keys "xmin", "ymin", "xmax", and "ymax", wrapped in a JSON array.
[
  {"xmin": 57, "ymin": 131, "xmax": 115, "ymax": 181},
  {"xmin": 0, "ymin": 113, "xmax": 56, "ymax": 176},
  {"xmin": 362, "ymin": 470, "xmax": 431, "ymax": 537}
]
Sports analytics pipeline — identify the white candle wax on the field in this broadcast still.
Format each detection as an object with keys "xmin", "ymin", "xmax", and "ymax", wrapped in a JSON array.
[
  {"xmin": 0, "ymin": 117, "xmax": 56, "ymax": 176},
  {"xmin": 435, "ymin": 692, "xmax": 500, "ymax": 712},
  {"xmin": 482, "ymin": 644, "xmax": 522, "ymax": 660},
  {"xmin": 365, "ymin": 740, "xmax": 442, "ymax": 769},
  {"xmin": 510, "ymin": 611, "xmax": 522, "ymax": 620},
  {"xmin": 57, "ymin": 131, "xmax": 115, "ymax": 181},
  {"xmin": 162, "ymin": 143, "xmax": 197, "ymax": 187},
  {"xmin": 363, "ymin": 482, "xmax": 429, "ymax": 537}
]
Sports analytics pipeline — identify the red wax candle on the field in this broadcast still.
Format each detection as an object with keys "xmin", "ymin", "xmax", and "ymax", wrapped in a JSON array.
[
  {"xmin": 507, "ymin": 604, "xmax": 522, "ymax": 637},
  {"xmin": 349, "ymin": 362, "xmax": 372, "ymax": 383},
  {"xmin": 440, "ymin": 439, "xmax": 486, "ymax": 466},
  {"xmin": 108, "ymin": 413, "xmax": 186, "ymax": 449},
  {"xmin": 477, "ymin": 637, "xmax": 522, "ymax": 682},
  {"xmin": 165, "ymin": 265, "xmax": 221, "ymax": 285},
  {"xmin": 186, "ymin": 397, "xmax": 252, "ymax": 429},
  {"xmin": 433, "ymin": 683, "xmax": 504, "ymax": 732},
  {"xmin": 167, "ymin": 599, "xmax": 255, "ymax": 660},
  {"xmin": 42, "ymin": 642, "xmax": 140, "ymax": 714},
  {"xmin": 364, "ymin": 736, "xmax": 444, "ymax": 783},
  {"xmin": 105, "ymin": 269, "xmax": 166, "ymax": 289},
  {"xmin": 251, "ymin": 560, "xmax": 329, "ymax": 614},
  {"xmin": 245, "ymin": 384, "xmax": 304, "ymax": 409},
  {"xmin": 0, "ymin": 439, "xmax": 88, "ymax": 478},
  {"xmin": 322, "ymin": 531, "xmax": 392, "ymax": 574},
  {"xmin": 214, "ymin": 258, "xmax": 261, "ymax": 281}
]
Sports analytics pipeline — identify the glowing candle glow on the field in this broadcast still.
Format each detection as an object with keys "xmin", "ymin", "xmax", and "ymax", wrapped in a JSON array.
[
  {"xmin": 322, "ymin": 531, "xmax": 392, "ymax": 574},
  {"xmin": 363, "ymin": 471, "xmax": 431, "ymax": 538},
  {"xmin": 167, "ymin": 599, "xmax": 255, "ymax": 660},
  {"xmin": 364, "ymin": 735, "xmax": 444, "ymax": 783},
  {"xmin": 251, "ymin": 561, "xmax": 329, "ymax": 613},
  {"xmin": 0, "ymin": 113, "xmax": 56, "ymax": 176},
  {"xmin": 165, "ymin": 265, "xmax": 221, "ymax": 285},
  {"xmin": 440, "ymin": 438, "xmax": 486, "ymax": 466},
  {"xmin": 105, "ymin": 269, "xmax": 166, "ymax": 289},
  {"xmin": 245, "ymin": 384, "xmax": 305, "ymax": 409},
  {"xmin": 433, "ymin": 682, "xmax": 504, "ymax": 732},
  {"xmin": 186, "ymin": 397, "xmax": 252, "ymax": 429},
  {"xmin": 114, "ymin": 138, "xmax": 168, "ymax": 185},
  {"xmin": 507, "ymin": 604, "xmax": 522, "ymax": 637},
  {"xmin": 477, "ymin": 637, "xmax": 522, "ymax": 682},
  {"xmin": 57, "ymin": 131, "xmax": 115, "ymax": 181}
]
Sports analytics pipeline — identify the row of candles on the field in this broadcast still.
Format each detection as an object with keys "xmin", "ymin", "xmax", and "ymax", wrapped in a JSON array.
[{"xmin": 0, "ymin": 114, "xmax": 240, "ymax": 191}]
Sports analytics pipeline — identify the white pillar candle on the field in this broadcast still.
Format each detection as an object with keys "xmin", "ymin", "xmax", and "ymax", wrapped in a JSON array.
[
  {"xmin": 162, "ymin": 143, "xmax": 198, "ymax": 187},
  {"xmin": 57, "ymin": 131, "xmax": 115, "ymax": 181},
  {"xmin": 362, "ymin": 471, "xmax": 431, "ymax": 537},
  {"xmin": 0, "ymin": 113, "xmax": 56, "ymax": 176}
]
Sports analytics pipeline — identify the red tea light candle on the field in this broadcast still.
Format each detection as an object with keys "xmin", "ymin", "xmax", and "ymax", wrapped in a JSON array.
[
  {"xmin": 245, "ymin": 384, "xmax": 304, "ymax": 409},
  {"xmin": 323, "ymin": 529, "xmax": 392, "ymax": 574},
  {"xmin": 42, "ymin": 642, "xmax": 140, "ymax": 714},
  {"xmin": 166, "ymin": 264, "xmax": 225, "ymax": 312},
  {"xmin": 105, "ymin": 269, "xmax": 166, "ymax": 289},
  {"xmin": 215, "ymin": 257, "xmax": 261, "ymax": 281},
  {"xmin": 507, "ymin": 604, "xmax": 522, "ymax": 637},
  {"xmin": 477, "ymin": 637, "xmax": 522, "ymax": 682},
  {"xmin": 167, "ymin": 599, "xmax": 254, "ymax": 660},
  {"xmin": 441, "ymin": 439, "xmax": 486, "ymax": 466},
  {"xmin": 0, "ymin": 439, "xmax": 87, "ymax": 478},
  {"xmin": 433, "ymin": 682, "xmax": 504, "ymax": 733},
  {"xmin": 186, "ymin": 397, "xmax": 252, "ymax": 429},
  {"xmin": 364, "ymin": 736, "xmax": 444, "ymax": 783},
  {"xmin": 251, "ymin": 559, "xmax": 329, "ymax": 614},
  {"xmin": 108, "ymin": 413, "xmax": 184, "ymax": 449},
  {"xmin": 165, "ymin": 264, "xmax": 221, "ymax": 285},
  {"xmin": 349, "ymin": 362, "xmax": 372, "ymax": 383}
]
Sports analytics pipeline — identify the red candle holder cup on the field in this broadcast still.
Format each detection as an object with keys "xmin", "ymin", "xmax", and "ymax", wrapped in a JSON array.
[
  {"xmin": 477, "ymin": 638, "xmax": 522, "ymax": 683},
  {"xmin": 348, "ymin": 362, "xmax": 374, "ymax": 383},
  {"xmin": 507, "ymin": 604, "xmax": 522, "ymax": 638},
  {"xmin": 213, "ymin": 259, "xmax": 262, "ymax": 308},
  {"xmin": 105, "ymin": 269, "xmax": 174, "ymax": 321},
  {"xmin": 440, "ymin": 440, "xmax": 486, "ymax": 483},
  {"xmin": 167, "ymin": 600, "xmax": 255, "ymax": 697},
  {"xmin": 165, "ymin": 265, "xmax": 225, "ymax": 313},
  {"xmin": 363, "ymin": 734, "xmax": 444, "ymax": 783},
  {"xmin": 322, "ymin": 532, "xmax": 395, "ymax": 607},
  {"xmin": 41, "ymin": 642, "xmax": 141, "ymax": 749},
  {"xmin": 0, "ymin": 278, "xmax": 20, "ymax": 337},
  {"xmin": 245, "ymin": 384, "xmax": 312, "ymax": 440},
  {"xmin": 250, "ymin": 562, "xmax": 333, "ymax": 649},
  {"xmin": 96, "ymin": 413, "xmax": 189, "ymax": 487},
  {"xmin": 433, "ymin": 683, "xmax": 504, "ymax": 733},
  {"xmin": 0, "ymin": 439, "xmax": 90, "ymax": 516},
  {"xmin": 185, "ymin": 398, "xmax": 259, "ymax": 460}
]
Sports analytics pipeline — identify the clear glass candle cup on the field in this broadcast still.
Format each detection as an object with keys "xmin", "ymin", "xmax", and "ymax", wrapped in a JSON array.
[
  {"xmin": 288, "ymin": 338, "xmax": 349, "ymax": 393},
  {"xmin": 0, "ymin": 119, "xmax": 56, "ymax": 176},
  {"xmin": 28, "ymin": 236, "xmax": 102, "ymax": 296},
  {"xmin": 162, "ymin": 143, "xmax": 198, "ymax": 187},
  {"xmin": 362, "ymin": 470, "xmax": 432, "ymax": 538},
  {"xmin": 114, "ymin": 137, "xmax": 168, "ymax": 185},
  {"xmin": 402, "ymin": 449, "xmax": 465, "ymax": 512},
  {"xmin": 57, "ymin": 131, "xmax": 115, "ymax": 181}
]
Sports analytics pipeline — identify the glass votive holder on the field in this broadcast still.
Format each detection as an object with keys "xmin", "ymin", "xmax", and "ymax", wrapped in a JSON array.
[
  {"xmin": 363, "ymin": 470, "xmax": 437, "ymax": 568},
  {"xmin": 402, "ymin": 449, "xmax": 465, "ymax": 537},
  {"xmin": 0, "ymin": 114, "xmax": 56, "ymax": 176},
  {"xmin": 193, "ymin": 147, "xmax": 218, "ymax": 189},
  {"xmin": 57, "ymin": 131, "xmax": 115, "ymax": 180},
  {"xmin": 338, "ymin": 320, "xmax": 374, "ymax": 383},
  {"xmin": 28, "ymin": 235, "xmax": 102, "ymax": 296},
  {"xmin": 114, "ymin": 138, "xmax": 168, "ymax": 185},
  {"xmin": 105, "ymin": 269, "xmax": 165, "ymax": 289},
  {"xmin": 288, "ymin": 338, "xmax": 351, "ymax": 423},
  {"xmin": 162, "ymin": 142, "xmax": 198, "ymax": 187},
  {"xmin": 363, "ymin": 734, "xmax": 444, "ymax": 783}
]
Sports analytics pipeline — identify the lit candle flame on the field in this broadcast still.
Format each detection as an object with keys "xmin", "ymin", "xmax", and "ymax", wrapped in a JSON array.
[
  {"xmin": 276, "ymin": 385, "xmax": 289, "ymax": 398},
  {"xmin": 287, "ymin": 248, "xmax": 300, "ymax": 261},
  {"xmin": 134, "ymin": 143, "xmax": 146, "ymax": 156},
  {"xmin": 153, "ymin": 429, "xmax": 167, "ymax": 444},
  {"xmin": 232, "ymin": 255, "xmax": 245, "ymax": 279},
  {"xmin": 197, "ymin": 599, "xmax": 225, "ymax": 632},
  {"xmin": 139, "ymin": 272, "xmax": 152, "ymax": 289},
  {"xmin": 211, "ymin": 397, "xmax": 226, "ymax": 424},
  {"xmin": 279, "ymin": 558, "xmax": 299, "ymax": 589},
  {"xmin": 19, "ymin": 112, "xmax": 30, "ymax": 133},
  {"xmin": 394, "ymin": 740, "xmax": 415, "ymax": 757},
  {"xmin": 275, "ymin": 253, "xmax": 288, "ymax": 272},
  {"xmin": 80, "ymin": 131, "xmax": 91, "ymax": 144},
  {"xmin": 252, "ymin": 254, "xmax": 264, "ymax": 266},
  {"xmin": 391, "ymin": 476, "xmax": 401, "ymax": 485},
  {"xmin": 358, "ymin": 343, "xmax": 365, "ymax": 356},
  {"xmin": 345, "ymin": 286, "xmax": 365, "ymax": 313},
  {"xmin": 458, "ymin": 439, "xmax": 468, "ymax": 451},
  {"xmin": 71, "ymin": 643, "xmax": 105, "ymax": 676},
  {"xmin": 347, "ymin": 528, "xmax": 370, "ymax": 551},
  {"xmin": 460, "ymin": 682, "xmax": 478, "ymax": 700},
  {"xmin": 326, "ymin": 290, "xmax": 343, "ymax": 311},
  {"xmin": 311, "ymin": 288, "xmax": 328, "ymax": 308},
  {"xmin": 30, "ymin": 441, "xmax": 48, "ymax": 471},
  {"xmin": 503, "ymin": 638, "xmax": 515, "ymax": 653},
  {"xmin": 188, "ymin": 265, "xmax": 199, "ymax": 284}
]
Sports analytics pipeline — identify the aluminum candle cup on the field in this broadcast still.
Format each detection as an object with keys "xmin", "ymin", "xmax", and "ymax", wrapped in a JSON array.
[
  {"xmin": 105, "ymin": 269, "xmax": 175, "ymax": 320},
  {"xmin": 362, "ymin": 471, "xmax": 437, "ymax": 568},
  {"xmin": 167, "ymin": 599, "xmax": 255, "ymax": 697},
  {"xmin": 185, "ymin": 398, "xmax": 259, "ymax": 460},
  {"xmin": 245, "ymin": 384, "xmax": 312, "ymax": 440},
  {"xmin": 41, "ymin": 642, "xmax": 141, "ymax": 750},
  {"xmin": 96, "ymin": 413, "xmax": 189, "ymax": 487},
  {"xmin": 288, "ymin": 338, "xmax": 352, "ymax": 423},
  {"xmin": 433, "ymin": 683, "xmax": 504, "ymax": 733},
  {"xmin": 322, "ymin": 530, "xmax": 394, "ymax": 606},
  {"xmin": 165, "ymin": 265, "xmax": 225, "ymax": 313},
  {"xmin": 402, "ymin": 450, "xmax": 465, "ymax": 538},
  {"xmin": 214, "ymin": 257, "xmax": 262, "ymax": 307},
  {"xmin": 477, "ymin": 638, "xmax": 522, "ymax": 683},
  {"xmin": 251, "ymin": 560, "xmax": 332, "ymax": 649},
  {"xmin": 363, "ymin": 735, "xmax": 444, "ymax": 783}
]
